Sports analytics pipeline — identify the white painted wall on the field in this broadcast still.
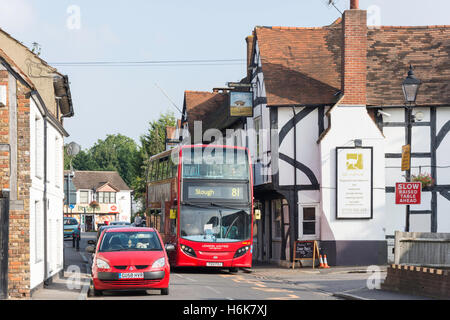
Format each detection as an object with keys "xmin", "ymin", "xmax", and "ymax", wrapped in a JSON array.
[
  {"xmin": 29, "ymin": 99, "xmax": 64, "ymax": 290},
  {"xmin": 436, "ymin": 107, "xmax": 450, "ymax": 232},
  {"xmin": 319, "ymin": 105, "xmax": 386, "ymax": 241},
  {"xmin": 382, "ymin": 106, "xmax": 450, "ymax": 233},
  {"xmin": 248, "ymin": 42, "xmax": 272, "ymax": 185},
  {"xmin": 117, "ymin": 190, "xmax": 132, "ymax": 222}
]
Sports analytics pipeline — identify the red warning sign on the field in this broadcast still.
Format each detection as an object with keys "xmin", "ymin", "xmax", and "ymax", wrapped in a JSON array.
[{"xmin": 395, "ymin": 182, "xmax": 422, "ymax": 205}]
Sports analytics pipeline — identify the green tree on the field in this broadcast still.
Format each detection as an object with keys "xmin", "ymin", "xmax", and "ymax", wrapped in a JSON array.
[
  {"xmin": 63, "ymin": 111, "xmax": 177, "ymax": 209},
  {"xmin": 88, "ymin": 134, "xmax": 140, "ymax": 187},
  {"xmin": 132, "ymin": 111, "xmax": 176, "ymax": 202}
]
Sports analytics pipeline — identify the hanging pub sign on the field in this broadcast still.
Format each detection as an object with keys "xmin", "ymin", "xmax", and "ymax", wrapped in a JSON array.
[
  {"xmin": 230, "ymin": 91, "xmax": 253, "ymax": 117},
  {"xmin": 336, "ymin": 147, "xmax": 373, "ymax": 219}
]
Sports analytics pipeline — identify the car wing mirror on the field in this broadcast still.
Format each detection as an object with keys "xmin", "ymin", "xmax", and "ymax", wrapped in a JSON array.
[
  {"xmin": 165, "ymin": 244, "xmax": 175, "ymax": 252},
  {"xmin": 86, "ymin": 245, "xmax": 96, "ymax": 254}
]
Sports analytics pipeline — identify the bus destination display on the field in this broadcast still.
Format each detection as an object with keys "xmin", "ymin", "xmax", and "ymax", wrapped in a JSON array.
[{"xmin": 187, "ymin": 185, "xmax": 245, "ymax": 201}]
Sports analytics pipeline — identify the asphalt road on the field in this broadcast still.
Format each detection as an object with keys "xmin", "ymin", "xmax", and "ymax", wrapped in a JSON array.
[{"xmin": 76, "ymin": 232, "xmax": 372, "ymax": 301}]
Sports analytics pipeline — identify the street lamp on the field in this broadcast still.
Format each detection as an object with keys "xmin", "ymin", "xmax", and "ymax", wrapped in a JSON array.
[
  {"xmin": 402, "ymin": 65, "xmax": 421, "ymax": 232},
  {"xmin": 402, "ymin": 65, "xmax": 422, "ymax": 104}
]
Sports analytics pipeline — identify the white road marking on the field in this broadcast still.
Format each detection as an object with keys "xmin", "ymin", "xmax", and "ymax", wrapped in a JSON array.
[
  {"xmin": 174, "ymin": 273, "xmax": 197, "ymax": 282},
  {"xmin": 80, "ymin": 253, "xmax": 88, "ymax": 263},
  {"xmin": 205, "ymin": 286, "xmax": 221, "ymax": 295}
]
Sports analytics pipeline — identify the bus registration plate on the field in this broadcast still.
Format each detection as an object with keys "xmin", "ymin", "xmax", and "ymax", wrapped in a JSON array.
[
  {"xmin": 119, "ymin": 273, "xmax": 144, "ymax": 279},
  {"xmin": 206, "ymin": 262, "xmax": 223, "ymax": 267}
]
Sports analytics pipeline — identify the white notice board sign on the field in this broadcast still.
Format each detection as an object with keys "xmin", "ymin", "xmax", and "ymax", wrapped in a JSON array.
[{"xmin": 336, "ymin": 147, "xmax": 373, "ymax": 219}]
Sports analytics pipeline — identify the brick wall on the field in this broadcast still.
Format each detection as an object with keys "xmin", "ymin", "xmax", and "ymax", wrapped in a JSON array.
[
  {"xmin": 341, "ymin": 9, "xmax": 367, "ymax": 105},
  {"xmin": 4, "ymin": 78, "xmax": 32, "ymax": 299},
  {"xmin": 0, "ymin": 70, "xmax": 9, "ymax": 191},
  {"xmin": 382, "ymin": 264, "xmax": 450, "ymax": 299}
]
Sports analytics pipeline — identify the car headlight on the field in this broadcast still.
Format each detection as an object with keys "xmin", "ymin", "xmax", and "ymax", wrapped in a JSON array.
[
  {"xmin": 96, "ymin": 258, "xmax": 110, "ymax": 269},
  {"xmin": 152, "ymin": 258, "xmax": 165, "ymax": 269}
]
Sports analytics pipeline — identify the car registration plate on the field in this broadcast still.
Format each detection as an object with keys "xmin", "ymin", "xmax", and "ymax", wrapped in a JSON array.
[
  {"xmin": 206, "ymin": 262, "xmax": 223, "ymax": 267},
  {"xmin": 119, "ymin": 273, "xmax": 144, "ymax": 279},
  {"xmin": 65, "ymin": 229, "xmax": 73, "ymax": 233}
]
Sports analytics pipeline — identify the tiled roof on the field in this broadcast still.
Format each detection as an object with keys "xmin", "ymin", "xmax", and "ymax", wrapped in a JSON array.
[
  {"xmin": 254, "ymin": 23, "xmax": 450, "ymax": 107},
  {"xmin": 254, "ymin": 25, "xmax": 342, "ymax": 106},
  {"xmin": 66, "ymin": 171, "xmax": 132, "ymax": 191},
  {"xmin": 184, "ymin": 91, "xmax": 237, "ymax": 138},
  {"xmin": 367, "ymin": 26, "xmax": 450, "ymax": 106}
]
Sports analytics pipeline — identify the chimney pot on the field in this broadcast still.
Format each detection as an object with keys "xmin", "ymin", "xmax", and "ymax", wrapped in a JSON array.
[{"xmin": 350, "ymin": 0, "xmax": 359, "ymax": 9}]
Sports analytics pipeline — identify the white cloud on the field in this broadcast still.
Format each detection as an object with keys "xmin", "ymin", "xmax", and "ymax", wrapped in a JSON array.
[{"xmin": 0, "ymin": 0, "xmax": 35, "ymax": 34}]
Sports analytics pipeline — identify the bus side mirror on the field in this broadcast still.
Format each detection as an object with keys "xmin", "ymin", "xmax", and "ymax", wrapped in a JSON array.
[{"xmin": 254, "ymin": 209, "xmax": 261, "ymax": 220}]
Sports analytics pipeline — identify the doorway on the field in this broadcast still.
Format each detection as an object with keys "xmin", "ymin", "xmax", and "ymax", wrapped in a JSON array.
[{"xmin": 85, "ymin": 215, "xmax": 94, "ymax": 232}]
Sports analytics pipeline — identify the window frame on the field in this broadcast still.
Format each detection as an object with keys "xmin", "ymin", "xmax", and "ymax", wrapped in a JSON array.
[
  {"xmin": 80, "ymin": 191, "xmax": 89, "ymax": 204},
  {"xmin": 298, "ymin": 204, "xmax": 320, "ymax": 240}
]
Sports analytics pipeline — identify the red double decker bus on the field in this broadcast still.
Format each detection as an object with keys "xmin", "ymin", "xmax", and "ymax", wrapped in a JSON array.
[{"xmin": 145, "ymin": 145, "xmax": 253, "ymax": 271}]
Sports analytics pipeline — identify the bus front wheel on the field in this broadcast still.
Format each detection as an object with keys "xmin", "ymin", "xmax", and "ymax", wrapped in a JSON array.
[{"xmin": 229, "ymin": 267, "xmax": 239, "ymax": 273}]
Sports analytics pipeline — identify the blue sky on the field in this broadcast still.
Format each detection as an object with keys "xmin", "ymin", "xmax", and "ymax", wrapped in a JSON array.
[{"xmin": 1, "ymin": 0, "xmax": 449, "ymax": 149}]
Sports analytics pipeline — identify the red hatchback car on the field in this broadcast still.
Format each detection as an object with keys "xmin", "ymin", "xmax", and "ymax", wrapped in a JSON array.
[{"xmin": 88, "ymin": 227, "xmax": 173, "ymax": 296}]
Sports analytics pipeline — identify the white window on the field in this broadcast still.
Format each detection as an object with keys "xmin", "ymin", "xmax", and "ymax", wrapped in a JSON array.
[
  {"xmin": 35, "ymin": 200, "xmax": 44, "ymax": 263},
  {"xmin": 35, "ymin": 115, "xmax": 44, "ymax": 179},
  {"xmin": 55, "ymin": 136, "xmax": 61, "ymax": 188},
  {"xmin": 298, "ymin": 204, "xmax": 320, "ymax": 240},
  {"xmin": 80, "ymin": 191, "xmax": 89, "ymax": 204},
  {"xmin": 97, "ymin": 192, "xmax": 116, "ymax": 204}
]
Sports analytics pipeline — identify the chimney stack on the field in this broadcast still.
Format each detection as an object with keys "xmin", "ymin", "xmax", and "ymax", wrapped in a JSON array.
[
  {"xmin": 350, "ymin": 0, "xmax": 359, "ymax": 9},
  {"xmin": 341, "ymin": 3, "xmax": 367, "ymax": 105},
  {"xmin": 246, "ymin": 34, "xmax": 255, "ymax": 82}
]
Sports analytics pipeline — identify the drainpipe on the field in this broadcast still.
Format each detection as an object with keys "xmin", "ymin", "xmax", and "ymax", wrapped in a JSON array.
[{"xmin": 43, "ymin": 114, "xmax": 49, "ymax": 286}]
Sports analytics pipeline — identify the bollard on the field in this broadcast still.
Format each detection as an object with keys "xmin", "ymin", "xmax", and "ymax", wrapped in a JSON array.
[
  {"xmin": 76, "ymin": 236, "xmax": 80, "ymax": 251},
  {"xmin": 72, "ymin": 235, "xmax": 76, "ymax": 248}
]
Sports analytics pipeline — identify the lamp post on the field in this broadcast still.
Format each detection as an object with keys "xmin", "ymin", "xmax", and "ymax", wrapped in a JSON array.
[{"xmin": 402, "ymin": 65, "xmax": 421, "ymax": 232}]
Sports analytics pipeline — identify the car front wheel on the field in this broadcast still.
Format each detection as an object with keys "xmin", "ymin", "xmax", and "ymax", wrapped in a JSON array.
[
  {"xmin": 88, "ymin": 281, "xmax": 103, "ymax": 297},
  {"xmin": 161, "ymin": 288, "xmax": 169, "ymax": 295}
]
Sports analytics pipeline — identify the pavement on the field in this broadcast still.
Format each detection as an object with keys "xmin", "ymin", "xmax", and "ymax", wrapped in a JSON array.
[
  {"xmin": 30, "ymin": 234, "xmax": 434, "ymax": 300},
  {"xmin": 31, "ymin": 232, "xmax": 95, "ymax": 300}
]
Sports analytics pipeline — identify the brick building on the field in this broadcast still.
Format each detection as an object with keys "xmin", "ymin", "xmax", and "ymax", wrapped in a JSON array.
[{"xmin": 0, "ymin": 28, "xmax": 74, "ymax": 299}]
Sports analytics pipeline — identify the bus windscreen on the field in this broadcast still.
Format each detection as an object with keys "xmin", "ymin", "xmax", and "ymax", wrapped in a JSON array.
[
  {"xmin": 182, "ymin": 147, "xmax": 249, "ymax": 180},
  {"xmin": 180, "ymin": 205, "xmax": 251, "ymax": 243}
]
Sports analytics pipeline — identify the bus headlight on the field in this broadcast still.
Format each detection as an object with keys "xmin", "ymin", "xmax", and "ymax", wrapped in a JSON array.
[
  {"xmin": 234, "ymin": 246, "xmax": 250, "ymax": 258},
  {"xmin": 181, "ymin": 245, "xmax": 196, "ymax": 257}
]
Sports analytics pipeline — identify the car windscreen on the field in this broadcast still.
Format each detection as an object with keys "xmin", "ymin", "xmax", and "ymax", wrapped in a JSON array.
[
  {"xmin": 64, "ymin": 219, "xmax": 78, "ymax": 226},
  {"xmin": 99, "ymin": 231, "xmax": 163, "ymax": 252}
]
